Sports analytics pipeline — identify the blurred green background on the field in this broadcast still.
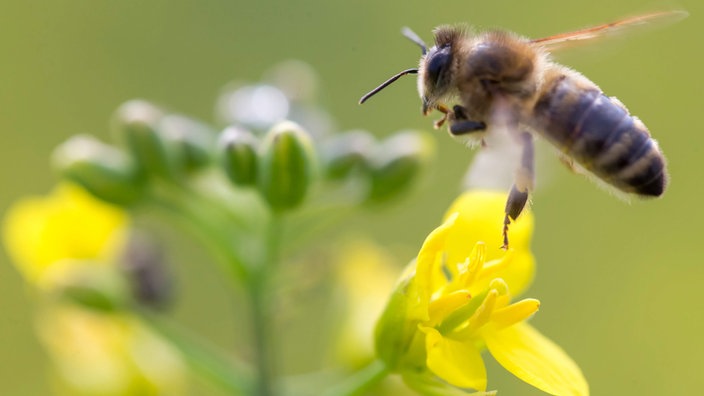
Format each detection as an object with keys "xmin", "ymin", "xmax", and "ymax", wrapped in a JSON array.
[{"xmin": 1, "ymin": 0, "xmax": 702, "ymax": 394}]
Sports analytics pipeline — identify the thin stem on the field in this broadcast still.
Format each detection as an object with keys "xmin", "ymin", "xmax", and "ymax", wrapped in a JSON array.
[
  {"xmin": 283, "ymin": 203, "xmax": 355, "ymax": 254},
  {"xmin": 249, "ymin": 213, "xmax": 284, "ymax": 396},
  {"xmin": 249, "ymin": 278, "xmax": 273, "ymax": 396},
  {"xmin": 141, "ymin": 179, "xmax": 288, "ymax": 395},
  {"xmin": 321, "ymin": 360, "xmax": 389, "ymax": 396},
  {"xmin": 138, "ymin": 309, "xmax": 252, "ymax": 394},
  {"xmin": 143, "ymin": 187, "xmax": 250, "ymax": 282}
]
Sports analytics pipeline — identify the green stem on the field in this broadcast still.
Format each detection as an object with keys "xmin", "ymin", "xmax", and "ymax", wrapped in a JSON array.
[
  {"xmin": 321, "ymin": 360, "xmax": 389, "ymax": 396},
  {"xmin": 249, "ymin": 213, "xmax": 284, "ymax": 396},
  {"xmin": 138, "ymin": 309, "xmax": 252, "ymax": 394},
  {"xmin": 249, "ymin": 277, "xmax": 273, "ymax": 396},
  {"xmin": 144, "ymin": 190, "xmax": 248, "ymax": 282},
  {"xmin": 283, "ymin": 203, "xmax": 355, "ymax": 254},
  {"xmin": 141, "ymin": 180, "xmax": 287, "ymax": 395}
]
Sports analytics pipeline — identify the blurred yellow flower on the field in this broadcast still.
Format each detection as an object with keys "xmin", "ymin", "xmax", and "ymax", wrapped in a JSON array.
[
  {"xmin": 38, "ymin": 305, "xmax": 186, "ymax": 396},
  {"xmin": 334, "ymin": 239, "xmax": 400, "ymax": 367},
  {"xmin": 375, "ymin": 191, "xmax": 588, "ymax": 395},
  {"xmin": 2, "ymin": 183, "xmax": 128, "ymax": 284},
  {"xmin": 3, "ymin": 183, "xmax": 186, "ymax": 395}
]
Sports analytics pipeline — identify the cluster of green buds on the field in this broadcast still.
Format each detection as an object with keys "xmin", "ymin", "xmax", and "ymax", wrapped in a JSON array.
[
  {"xmin": 53, "ymin": 62, "xmax": 434, "ymax": 214},
  {"xmin": 36, "ymin": 61, "xmax": 438, "ymax": 395},
  {"xmin": 46, "ymin": 60, "xmax": 438, "ymax": 329},
  {"xmin": 322, "ymin": 130, "xmax": 434, "ymax": 204}
]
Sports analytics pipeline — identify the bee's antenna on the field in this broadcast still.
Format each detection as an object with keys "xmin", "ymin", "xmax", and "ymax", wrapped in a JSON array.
[
  {"xmin": 402, "ymin": 27, "xmax": 427, "ymax": 55},
  {"xmin": 359, "ymin": 68, "xmax": 418, "ymax": 104}
]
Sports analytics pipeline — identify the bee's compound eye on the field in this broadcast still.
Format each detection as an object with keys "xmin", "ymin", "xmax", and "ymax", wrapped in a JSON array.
[{"xmin": 426, "ymin": 46, "xmax": 452, "ymax": 86}]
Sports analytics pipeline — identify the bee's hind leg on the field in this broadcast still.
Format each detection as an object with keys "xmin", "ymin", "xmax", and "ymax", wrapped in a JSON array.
[
  {"xmin": 502, "ymin": 131, "xmax": 534, "ymax": 250},
  {"xmin": 448, "ymin": 105, "xmax": 487, "ymax": 136},
  {"xmin": 503, "ymin": 186, "xmax": 529, "ymax": 250}
]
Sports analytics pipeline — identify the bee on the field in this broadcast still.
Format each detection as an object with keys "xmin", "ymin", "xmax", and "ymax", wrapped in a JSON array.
[{"xmin": 360, "ymin": 11, "xmax": 686, "ymax": 249}]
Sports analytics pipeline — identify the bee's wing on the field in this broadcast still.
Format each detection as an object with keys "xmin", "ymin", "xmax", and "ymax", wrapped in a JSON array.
[
  {"xmin": 463, "ymin": 123, "xmax": 522, "ymax": 191},
  {"xmin": 464, "ymin": 100, "xmax": 528, "ymax": 191},
  {"xmin": 530, "ymin": 10, "xmax": 687, "ymax": 52}
]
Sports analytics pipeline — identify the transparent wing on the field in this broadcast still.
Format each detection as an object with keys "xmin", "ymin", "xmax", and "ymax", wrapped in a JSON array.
[
  {"xmin": 530, "ymin": 10, "xmax": 687, "ymax": 52},
  {"xmin": 463, "ymin": 100, "xmax": 529, "ymax": 191},
  {"xmin": 463, "ymin": 126, "xmax": 521, "ymax": 191}
]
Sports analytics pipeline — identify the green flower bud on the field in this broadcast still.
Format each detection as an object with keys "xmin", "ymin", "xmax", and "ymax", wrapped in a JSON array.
[
  {"xmin": 53, "ymin": 135, "xmax": 144, "ymax": 206},
  {"xmin": 218, "ymin": 126, "xmax": 259, "ymax": 187},
  {"xmin": 374, "ymin": 269, "xmax": 417, "ymax": 370},
  {"xmin": 111, "ymin": 100, "xmax": 174, "ymax": 179},
  {"xmin": 258, "ymin": 121, "xmax": 316, "ymax": 212},
  {"xmin": 366, "ymin": 131, "xmax": 434, "ymax": 203},
  {"xmin": 321, "ymin": 130, "xmax": 375, "ymax": 181},
  {"xmin": 157, "ymin": 114, "xmax": 216, "ymax": 174}
]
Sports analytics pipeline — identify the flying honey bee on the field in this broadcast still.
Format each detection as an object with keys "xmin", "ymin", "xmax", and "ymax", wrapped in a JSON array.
[{"xmin": 360, "ymin": 11, "xmax": 686, "ymax": 249}]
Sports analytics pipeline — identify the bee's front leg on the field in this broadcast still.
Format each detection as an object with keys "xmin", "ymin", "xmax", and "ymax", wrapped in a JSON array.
[
  {"xmin": 448, "ymin": 105, "xmax": 487, "ymax": 136},
  {"xmin": 502, "ymin": 131, "xmax": 534, "ymax": 250}
]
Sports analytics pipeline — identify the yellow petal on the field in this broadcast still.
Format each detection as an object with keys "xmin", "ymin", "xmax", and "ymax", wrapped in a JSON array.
[
  {"xmin": 483, "ymin": 322, "xmax": 589, "ymax": 396},
  {"xmin": 407, "ymin": 213, "xmax": 459, "ymax": 322},
  {"xmin": 471, "ymin": 251, "xmax": 534, "ymax": 299},
  {"xmin": 2, "ymin": 183, "xmax": 128, "ymax": 283},
  {"xmin": 452, "ymin": 289, "xmax": 498, "ymax": 339},
  {"xmin": 451, "ymin": 242, "xmax": 485, "ymax": 290},
  {"xmin": 468, "ymin": 289, "xmax": 497, "ymax": 331},
  {"xmin": 38, "ymin": 305, "xmax": 186, "ymax": 395},
  {"xmin": 421, "ymin": 326, "xmax": 487, "ymax": 391},
  {"xmin": 428, "ymin": 290, "xmax": 471, "ymax": 326},
  {"xmin": 443, "ymin": 191, "xmax": 535, "ymax": 295},
  {"xmin": 476, "ymin": 250, "xmax": 514, "ymax": 283},
  {"xmin": 487, "ymin": 278, "xmax": 511, "ymax": 312},
  {"xmin": 491, "ymin": 299, "xmax": 540, "ymax": 328}
]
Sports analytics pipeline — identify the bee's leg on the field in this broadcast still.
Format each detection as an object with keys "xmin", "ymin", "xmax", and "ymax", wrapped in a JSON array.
[
  {"xmin": 502, "ymin": 131, "xmax": 534, "ymax": 250},
  {"xmin": 452, "ymin": 104, "xmax": 469, "ymax": 119},
  {"xmin": 448, "ymin": 105, "xmax": 487, "ymax": 136},
  {"xmin": 503, "ymin": 186, "xmax": 529, "ymax": 250}
]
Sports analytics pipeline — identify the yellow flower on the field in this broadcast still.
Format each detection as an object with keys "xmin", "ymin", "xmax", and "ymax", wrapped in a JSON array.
[
  {"xmin": 375, "ymin": 191, "xmax": 588, "ymax": 395},
  {"xmin": 3, "ymin": 184, "xmax": 184, "ymax": 394},
  {"xmin": 2, "ymin": 183, "xmax": 128, "ymax": 285},
  {"xmin": 442, "ymin": 191, "xmax": 534, "ymax": 296},
  {"xmin": 38, "ymin": 305, "xmax": 186, "ymax": 396}
]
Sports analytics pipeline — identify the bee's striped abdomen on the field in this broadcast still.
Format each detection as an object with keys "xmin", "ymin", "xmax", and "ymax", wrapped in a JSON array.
[{"xmin": 532, "ymin": 75, "xmax": 666, "ymax": 196}]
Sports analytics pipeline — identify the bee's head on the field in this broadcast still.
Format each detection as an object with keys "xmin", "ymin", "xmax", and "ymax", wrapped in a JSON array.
[
  {"xmin": 417, "ymin": 40, "xmax": 454, "ymax": 115},
  {"xmin": 359, "ymin": 27, "xmax": 458, "ymax": 117}
]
